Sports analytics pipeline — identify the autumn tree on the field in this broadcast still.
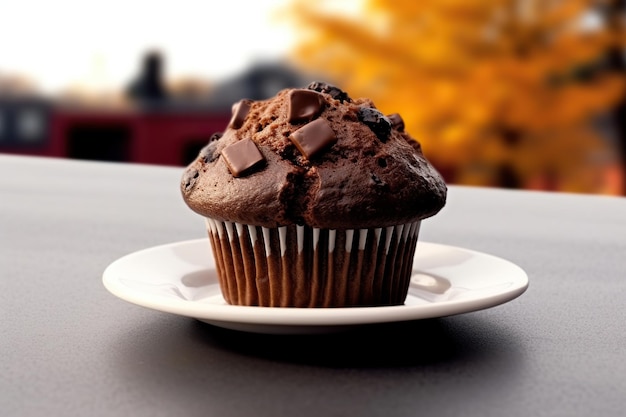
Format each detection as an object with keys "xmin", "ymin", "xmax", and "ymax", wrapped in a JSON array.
[{"xmin": 283, "ymin": 0, "xmax": 626, "ymax": 193}]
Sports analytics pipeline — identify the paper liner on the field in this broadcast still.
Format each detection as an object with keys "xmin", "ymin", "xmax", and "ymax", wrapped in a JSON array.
[{"xmin": 205, "ymin": 219, "xmax": 421, "ymax": 307}]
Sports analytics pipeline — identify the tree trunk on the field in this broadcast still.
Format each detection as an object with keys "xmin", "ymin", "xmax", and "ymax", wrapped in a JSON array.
[{"xmin": 605, "ymin": 0, "xmax": 626, "ymax": 194}]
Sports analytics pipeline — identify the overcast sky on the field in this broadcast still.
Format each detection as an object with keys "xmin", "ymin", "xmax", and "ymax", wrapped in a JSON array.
[{"xmin": 0, "ymin": 0, "xmax": 295, "ymax": 93}]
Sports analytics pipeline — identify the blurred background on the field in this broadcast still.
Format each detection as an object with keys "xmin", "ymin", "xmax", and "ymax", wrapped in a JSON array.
[{"xmin": 1, "ymin": 0, "xmax": 625, "ymax": 195}]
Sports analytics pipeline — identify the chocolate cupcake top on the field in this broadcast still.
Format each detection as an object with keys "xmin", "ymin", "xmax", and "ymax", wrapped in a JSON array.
[{"xmin": 181, "ymin": 82, "xmax": 447, "ymax": 229}]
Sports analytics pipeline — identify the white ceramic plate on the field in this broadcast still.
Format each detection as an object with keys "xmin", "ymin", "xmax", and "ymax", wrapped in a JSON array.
[{"xmin": 102, "ymin": 239, "xmax": 528, "ymax": 334}]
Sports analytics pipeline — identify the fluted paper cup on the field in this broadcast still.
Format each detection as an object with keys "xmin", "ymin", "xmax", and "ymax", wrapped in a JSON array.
[{"xmin": 205, "ymin": 219, "xmax": 421, "ymax": 307}]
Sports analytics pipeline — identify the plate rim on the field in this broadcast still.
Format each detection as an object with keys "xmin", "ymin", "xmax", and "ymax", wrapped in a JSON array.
[{"xmin": 102, "ymin": 239, "xmax": 528, "ymax": 327}]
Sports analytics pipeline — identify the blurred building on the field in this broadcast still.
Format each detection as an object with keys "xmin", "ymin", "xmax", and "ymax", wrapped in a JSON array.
[
  {"xmin": 0, "ymin": 54, "xmax": 309, "ymax": 166},
  {"xmin": 204, "ymin": 61, "xmax": 309, "ymax": 110},
  {"xmin": 0, "ymin": 95, "xmax": 52, "ymax": 151}
]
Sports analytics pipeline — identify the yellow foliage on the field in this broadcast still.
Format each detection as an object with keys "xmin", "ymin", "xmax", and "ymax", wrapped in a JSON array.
[{"xmin": 282, "ymin": 0, "xmax": 626, "ymax": 193}]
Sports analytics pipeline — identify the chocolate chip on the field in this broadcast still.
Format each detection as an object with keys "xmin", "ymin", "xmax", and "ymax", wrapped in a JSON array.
[
  {"xmin": 290, "ymin": 119, "xmax": 336, "ymax": 159},
  {"xmin": 228, "ymin": 99, "xmax": 253, "ymax": 129},
  {"xmin": 182, "ymin": 168, "xmax": 199, "ymax": 192},
  {"xmin": 209, "ymin": 132, "xmax": 223, "ymax": 142},
  {"xmin": 199, "ymin": 140, "xmax": 220, "ymax": 164},
  {"xmin": 306, "ymin": 81, "xmax": 351, "ymax": 103},
  {"xmin": 387, "ymin": 113, "xmax": 405, "ymax": 132},
  {"xmin": 221, "ymin": 138, "xmax": 265, "ymax": 177},
  {"xmin": 358, "ymin": 107, "xmax": 392, "ymax": 142},
  {"xmin": 288, "ymin": 89, "xmax": 325, "ymax": 123}
]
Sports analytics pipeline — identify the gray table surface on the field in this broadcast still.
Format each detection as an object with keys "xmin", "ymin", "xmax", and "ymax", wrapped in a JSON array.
[{"xmin": 2, "ymin": 154, "xmax": 625, "ymax": 417}]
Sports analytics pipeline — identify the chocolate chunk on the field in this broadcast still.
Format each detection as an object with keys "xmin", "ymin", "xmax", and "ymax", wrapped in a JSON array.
[
  {"xmin": 182, "ymin": 168, "xmax": 199, "ymax": 192},
  {"xmin": 228, "ymin": 99, "xmax": 253, "ymax": 129},
  {"xmin": 358, "ymin": 107, "xmax": 392, "ymax": 142},
  {"xmin": 290, "ymin": 119, "xmax": 336, "ymax": 159},
  {"xmin": 221, "ymin": 138, "xmax": 265, "ymax": 177},
  {"xmin": 197, "ymin": 132, "xmax": 223, "ymax": 163},
  {"xmin": 288, "ymin": 89, "xmax": 325, "ymax": 123},
  {"xmin": 306, "ymin": 81, "xmax": 351, "ymax": 102},
  {"xmin": 209, "ymin": 132, "xmax": 223, "ymax": 142},
  {"xmin": 387, "ymin": 113, "xmax": 405, "ymax": 132},
  {"xmin": 199, "ymin": 140, "xmax": 221, "ymax": 164}
]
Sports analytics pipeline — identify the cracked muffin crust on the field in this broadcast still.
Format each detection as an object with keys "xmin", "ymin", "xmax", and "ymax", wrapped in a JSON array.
[{"xmin": 181, "ymin": 82, "xmax": 447, "ymax": 229}]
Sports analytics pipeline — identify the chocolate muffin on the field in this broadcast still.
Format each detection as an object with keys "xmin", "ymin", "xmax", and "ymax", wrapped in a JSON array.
[{"xmin": 181, "ymin": 82, "xmax": 447, "ymax": 307}]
